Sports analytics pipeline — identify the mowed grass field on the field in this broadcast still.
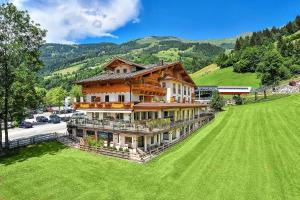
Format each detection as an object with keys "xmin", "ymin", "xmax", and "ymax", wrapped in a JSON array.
[
  {"xmin": 192, "ymin": 66, "xmax": 260, "ymax": 88},
  {"xmin": 0, "ymin": 95, "xmax": 300, "ymax": 200}
]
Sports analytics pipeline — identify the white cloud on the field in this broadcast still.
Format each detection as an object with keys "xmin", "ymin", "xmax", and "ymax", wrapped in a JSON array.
[{"xmin": 10, "ymin": 0, "xmax": 141, "ymax": 43}]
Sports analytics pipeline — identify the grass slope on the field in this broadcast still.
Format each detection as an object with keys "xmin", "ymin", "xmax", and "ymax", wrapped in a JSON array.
[
  {"xmin": 192, "ymin": 66, "xmax": 260, "ymax": 87},
  {"xmin": 190, "ymin": 63, "xmax": 219, "ymax": 79},
  {"xmin": 1, "ymin": 95, "xmax": 300, "ymax": 199}
]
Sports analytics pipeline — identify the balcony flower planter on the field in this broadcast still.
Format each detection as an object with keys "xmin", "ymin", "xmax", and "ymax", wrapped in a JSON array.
[
  {"xmin": 123, "ymin": 103, "xmax": 131, "ymax": 109},
  {"xmin": 105, "ymin": 102, "xmax": 112, "ymax": 108},
  {"xmin": 96, "ymin": 102, "xmax": 103, "ymax": 108}
]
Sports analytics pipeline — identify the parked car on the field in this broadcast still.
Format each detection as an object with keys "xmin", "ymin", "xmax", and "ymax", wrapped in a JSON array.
[
  {"xmin": 36, "ymin": 116, "xmax": 49, "ymax": 123},
  {"xmin": 52, "ymin": 110, "xmax": 60, "ymax": 114},
  {"xmin": 47, "ymin": 107, "xmax": 54, "ymax": 112},
  {"xmin": 19, "ymin": 121, "xmax": 33, "ymax": 128},
  {"xmin": 49, "ymin": 114, "xmax": 61, "ymax": 124},
  {"xmin": 27, "ymin": 113, "xmax": 34, "ymax": 119},
  {"xmin": 71, "ymin": 112, "xmax": 85, "ymax": 119},
  {"xmin": 36, "ymin": 109, "xmax": 44, "ymax": 114}
]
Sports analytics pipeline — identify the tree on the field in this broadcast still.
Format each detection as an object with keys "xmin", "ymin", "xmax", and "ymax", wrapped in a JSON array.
[
  {"xmin": 209, "ymin": 91, "xmax": 225, "ymax": 111},
  {"xmin": 45, "ymin": 87, "xmax": 67, "ymax": 110},
  {"xmin": 69, "ymin": 85, "xmax": 83, "ymax": 102},
  {"xmin": 257, "ymin": 50, "xmax": 283, "ymax": 87},
  {"xmin": 0, "ymin": 3, "xmax": 46, "ymax": 149},
  {"xmin": 233, "ymin": 47, "xmax": 260, "ymax": 72}
]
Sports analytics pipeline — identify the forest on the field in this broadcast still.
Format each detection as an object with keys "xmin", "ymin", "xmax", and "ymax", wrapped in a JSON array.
[{"xmin": 216, "ymin": 15, "xmax": 300, "ymax": 87}]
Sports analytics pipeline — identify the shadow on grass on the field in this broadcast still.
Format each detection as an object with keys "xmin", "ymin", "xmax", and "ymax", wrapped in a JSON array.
[{"xmin": 0, "ymin": 141, "xmax": 66, "ymax": 166}]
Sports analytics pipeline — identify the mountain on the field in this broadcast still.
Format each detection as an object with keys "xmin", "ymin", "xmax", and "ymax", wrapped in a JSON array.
[{"xmin": 39, "ymin": 35, "xmax": 236, "ymax": 75}]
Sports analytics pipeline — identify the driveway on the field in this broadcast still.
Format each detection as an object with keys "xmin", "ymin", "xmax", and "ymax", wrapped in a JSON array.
[{"xmin": 1, "ymin": 122, "xmax": 67, "ymax": 141}]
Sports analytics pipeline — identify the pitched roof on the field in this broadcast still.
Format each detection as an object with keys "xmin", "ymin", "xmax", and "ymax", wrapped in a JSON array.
[
  {"xmin": 104, "ymin": 57, "xmax": 146, "ymax": 70},
  {"xmin": 77, "ymin": 60, "xmax": 179, "ymax": 84}
]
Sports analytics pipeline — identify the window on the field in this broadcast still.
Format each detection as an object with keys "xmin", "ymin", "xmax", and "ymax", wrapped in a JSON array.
[
  {"xmin": 173, "ymin": 83, "xmax": 176, "ymax": 94},
  {"xmin": 154, "ymin": 112, "xmax": 158, "ymax": 119},
  {"xmin": 162, "ymin": 82, "xmax": 166, "ymax": 88},
  {"xmin": 116, "ymin": 113, "xmax": 124, "ymax": 120},
  {"xmin": 141, "ymin": 112, "xmax": 146, "ymax": 120},
  {"xmin": 134, "ymin": 112, "xmax": 140, "ymax": 120},
  {"xmin": 123, "ymin": 69, "xmax": 127, "ymax": 73},
  {"xmin": 188, "ymin": 88, "xmax": 190, "ymax": 96},
  {"xmin": 92, "ymin": 112, "xmax": 99, "ymax": 119},
  {"xmin": 118, "ymin": 95, "xmax": 125, "ymax": 102},
  {"xmin": 178, "ymin": 84, "xmax": 181, "ymax": 94},
  {"xmin": 91, "ymin": 96, "xmax": 96, "ymax": 102},
  {"xmin": 76, "ymin": 129, "xmax": 83, "ymax": 137},
  {"xmin": 139, "ymin": 95, "xmax": 144, "ymax": 102},
  {"xmin": 125, "ymin": 137, "xmax": 132, "ymax": 144},
  {"xmin": 163, "ymin": 133, "xmax": 169, "ymax": 140},
  {"xmin": 184, "ymin": 86, "xmax": 187, "ymax": 95},
  {"xmin": 105, "ymin": 95, "xmax": 109, "ymax": 102},
  {"xmin": 116, "ymin": 69, "xmax": 120, "ymax": 73},
  {"xmin": 86, "ymin": 130, "xmax": 95, "ymax": 136},
  {"xmin": 151, "ymin": 136, "xmax": 154, "ymax": 144}
]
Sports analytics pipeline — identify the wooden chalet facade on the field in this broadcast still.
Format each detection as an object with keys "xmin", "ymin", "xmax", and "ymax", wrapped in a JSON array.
[{"xmin": 67, "ymin": 57, "xmax": 212, "ymax": 153}]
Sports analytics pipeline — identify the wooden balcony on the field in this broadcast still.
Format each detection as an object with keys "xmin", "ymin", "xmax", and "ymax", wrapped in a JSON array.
[
  {"xmin": 74, "ymin": 102, "xmax": 134, "ymax": 110},
  {"xmin": 132, "ymin": 84, "xmax": 167, "ymax": 96}
]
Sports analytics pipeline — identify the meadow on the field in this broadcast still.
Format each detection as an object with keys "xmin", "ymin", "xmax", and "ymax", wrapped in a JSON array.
[
  {"xmin": 0, "ymin": 95, "xmax": 299, "ymax": 200},
  {"xmin": 191, "ymin": 66, "xmax": 260, "ymax": 88}
]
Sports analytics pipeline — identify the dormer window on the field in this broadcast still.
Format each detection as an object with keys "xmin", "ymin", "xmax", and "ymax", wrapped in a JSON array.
[{"xmin": 123, "ymin": 69, "xmax": 127, "ymax": 73}]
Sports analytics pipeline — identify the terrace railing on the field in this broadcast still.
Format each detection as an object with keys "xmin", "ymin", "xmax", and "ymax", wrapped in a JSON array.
[{"xmin": 68, "ymin": 113, "xmax": 214, "ymax": 134}]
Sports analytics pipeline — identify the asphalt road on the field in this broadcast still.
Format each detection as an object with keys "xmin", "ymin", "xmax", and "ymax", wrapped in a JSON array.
[{"xmin": 2, "ymin": 122, "xmax": 67, "ymax": 141}]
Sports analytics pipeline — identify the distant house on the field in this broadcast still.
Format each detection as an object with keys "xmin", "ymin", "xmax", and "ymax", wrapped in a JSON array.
[{"xmin": 67, "ymin": 57, "xmax": 213, "ymax": 153}]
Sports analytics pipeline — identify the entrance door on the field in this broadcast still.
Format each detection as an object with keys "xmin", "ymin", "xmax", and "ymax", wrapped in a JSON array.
[{"xmin": 138, "ymin": 136, "xmax": 144, "ymax": 148}]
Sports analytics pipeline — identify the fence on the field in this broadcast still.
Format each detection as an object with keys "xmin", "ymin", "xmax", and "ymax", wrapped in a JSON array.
[
  {"xmin": 7, "ymin": 132, "xmax": 66, "ymax": 149},
  {"xmin": 79, "ymin": 145, "xmax": 136, "ymax": 160}
]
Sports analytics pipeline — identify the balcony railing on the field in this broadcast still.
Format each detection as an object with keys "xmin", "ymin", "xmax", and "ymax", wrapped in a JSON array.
[
  {"xmin": 74, "ymin": 102, "xmax": 134, "ymax": 110},
  {"xmin": 67, "ymin": 113, "xmax": 214, "ymax": 134},
  {"xmin": 132, "ymin": 84, "xmax": 167, "ymax": 95}
]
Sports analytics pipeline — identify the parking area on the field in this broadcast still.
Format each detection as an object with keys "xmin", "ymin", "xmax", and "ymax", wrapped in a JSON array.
[{"xmin": 1, "ymin": 112, "xmax": 70, "ymax": 141}]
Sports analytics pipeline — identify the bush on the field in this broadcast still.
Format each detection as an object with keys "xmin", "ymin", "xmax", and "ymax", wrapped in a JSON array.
[
  {"xmin": 233, "ymin": 95, "xmax": 243, "ymax": 105},
  {"xmin": 290, "ymin": 64, "xmax": 300, "ymax": 74},
  {"xmin": 209, "ymin": 91, "xmax": 225, "ymax": 111},
  {"xmin": 119, "ymin": 147, "xmax": 123, "ymax": 152}
]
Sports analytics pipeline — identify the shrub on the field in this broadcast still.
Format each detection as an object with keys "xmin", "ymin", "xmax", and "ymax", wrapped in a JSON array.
[
  {"xmin": 233, "ymin": 95, "xmax": 243, "ymax": 105},
  {"xmin": 119, "ymin": 147, "xmax": 123, "ymax": 152},
  {"xmin": 209, "ymin": 91, "xmax": 225, "ymax": 111}
]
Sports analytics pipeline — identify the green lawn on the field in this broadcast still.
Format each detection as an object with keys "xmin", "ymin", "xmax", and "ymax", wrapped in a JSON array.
[
  {"xmin": 1, "ymin": 95, "xmax": 300, "ymax": 200},
  {"xmin": 192, "ymin": 66, "xmax": 260, "ymax": 88}
]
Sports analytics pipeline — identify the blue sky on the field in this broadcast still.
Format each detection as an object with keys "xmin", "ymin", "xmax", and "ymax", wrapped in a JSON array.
[{"xmin": 4, "ymin": 0, "xmax": 300, "ymax": 44}]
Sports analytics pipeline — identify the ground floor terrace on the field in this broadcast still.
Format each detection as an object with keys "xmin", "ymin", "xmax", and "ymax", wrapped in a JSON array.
[{"xmin": 68, "ymin": 113, "xmax": 213, "ymax": 153}]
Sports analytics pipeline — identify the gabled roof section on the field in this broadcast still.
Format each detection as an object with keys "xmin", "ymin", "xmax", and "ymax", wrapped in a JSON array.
[
  {"xmin": 76, "ymin": 58, "xmax": 196, "ymax": 86},
  {"xmin": 104, "ymin": 57, "xmax": 146, "ymax": 71}
]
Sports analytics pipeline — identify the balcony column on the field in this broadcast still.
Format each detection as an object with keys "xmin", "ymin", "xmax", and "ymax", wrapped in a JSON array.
[
  {"xmin": 157, "ymin": 134, "xmax": 161, "ymax": 146},
  {"xmin": 144, "ymin": 136, "xmax": 147, "ymax": 151}
]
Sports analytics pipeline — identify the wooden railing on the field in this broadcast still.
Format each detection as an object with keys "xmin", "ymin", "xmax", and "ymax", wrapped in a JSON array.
[
  {"xmin": 74, "ymin": 102, "xmax": 134, "ymax": 110},
  {"xmin": 8, "ymin": 132, "xmax": 67, "ymax": 149}
]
